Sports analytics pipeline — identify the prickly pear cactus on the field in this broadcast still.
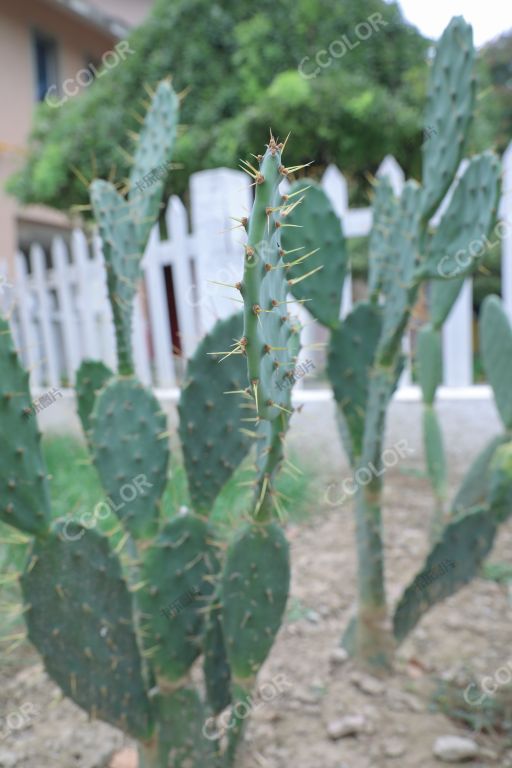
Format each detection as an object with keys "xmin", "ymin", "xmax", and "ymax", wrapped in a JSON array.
[
  {"xmin": 90, "ymin": 80, "xmax": 179, "ymax": 375},
  {"xmin": 0, "ymin": 317, "xmax": 51, "ymax": 535},
  {"xmin": 75, "ymin": 359, "xmax": 113, "ymax": 438}
]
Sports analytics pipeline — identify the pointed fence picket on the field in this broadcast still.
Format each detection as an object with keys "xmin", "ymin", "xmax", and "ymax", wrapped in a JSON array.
[{"xmin": 6, "ymin": 143, "xmax": 512, "ymax": 391}]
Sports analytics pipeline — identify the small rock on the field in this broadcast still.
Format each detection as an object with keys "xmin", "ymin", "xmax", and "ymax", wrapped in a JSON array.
[
  {"xmin": 383, "ymin": 738, "xmax": 406, "ymax": 758},
  {"xmin": 433, "ymin": 735, "xmax": 478, "ymax": 763},
  {"xmin": 351, "ymin": 674, "xmax": 384, "ymax": 696},
  {"xmin": 0, "ymin": 750, "xmax": 17, "ymax": 768},
  {"xmin": 330, "ymin": 648, "xmax": 349, "ymax": 666},
  {"xmin": 326, "ymin": 715, "xmax": 366, "ymax": 740},
  {"xmin": 306, "ymin": 610, "xmax": 320, "ymax": 624}
]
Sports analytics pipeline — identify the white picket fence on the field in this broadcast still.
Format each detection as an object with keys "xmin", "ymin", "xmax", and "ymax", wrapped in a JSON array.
[{"xmin": 2, "ymin": 142, "xmax": 512, "ymax": 390}]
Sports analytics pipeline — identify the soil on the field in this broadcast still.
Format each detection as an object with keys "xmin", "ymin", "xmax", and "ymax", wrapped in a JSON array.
[{"xmin": 1, "ymin": 396, "xmax": 511, "ymax": 768}]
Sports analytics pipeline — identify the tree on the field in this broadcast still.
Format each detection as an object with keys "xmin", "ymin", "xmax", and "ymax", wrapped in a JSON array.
[{"xmin": 8, "ymin": 0, "xmax": 430, "ymax": 210}]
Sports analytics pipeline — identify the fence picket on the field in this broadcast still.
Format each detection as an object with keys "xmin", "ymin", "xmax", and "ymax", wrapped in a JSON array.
[{"xmin": 30, "ymin": 244, "xmax": 60, "ymax": 387}]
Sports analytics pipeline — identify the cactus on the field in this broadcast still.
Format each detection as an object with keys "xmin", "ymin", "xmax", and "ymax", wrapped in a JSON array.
[
  {"xmin": 282, "ymin": 16, "xmax": 500, "ymax": 666},
  {"xmin": 393, "ymin": 300, "xmax": 512, "ymax": 641},
  {"xmin": 1, "ymin": 128, "xmax": 302, "ymax": 765}
]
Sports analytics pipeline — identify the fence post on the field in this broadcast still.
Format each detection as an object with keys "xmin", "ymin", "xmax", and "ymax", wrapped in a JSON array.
[
  {"xmin": 166, "ymin": 195, "xmax": 197, "ymax": 358},
  {"xmin": 52, "ymin": 237, "xmax": 81, "ymax": 384},
  {"xmin": 190, "ymin": 168, "xmax": 251, "ymax": 334},
  {"xmin": 30, "ymin": 244, "xmax": 60, "ymax": 387},
  {"xmin": 72, "ymin": 229, "xmax": 98, "ymax": 360},
  {"xmin": 502, "ymin": 141, "xmax": 512, "ymax": 321},
  {"xmin": 13, "ymin": 252, "xmax": 41, "ymax": 388},
  {"xmin": 143, "ymin": 226, "xmax": 176, "ymax": 387},
  {"xmin": 443, "ymin": 278, "xmax": 473, "ymax": 386}
]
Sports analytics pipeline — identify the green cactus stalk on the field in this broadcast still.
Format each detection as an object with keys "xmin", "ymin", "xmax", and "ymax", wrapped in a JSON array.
[
  {"xmin": 1, "ymin": 93, "xmax": 297, "ymax": 766},
  {"xmin": 283, "ymin": 16, "xmax": 501, "ymax": 668}
]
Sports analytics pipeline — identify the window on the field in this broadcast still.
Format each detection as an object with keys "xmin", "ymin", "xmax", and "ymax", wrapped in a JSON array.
[{"xmin": 33, "ymin": 31, "xmax": 58, "ymax": 102}]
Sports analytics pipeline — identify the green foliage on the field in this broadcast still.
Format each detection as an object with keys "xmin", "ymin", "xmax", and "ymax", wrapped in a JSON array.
[{"xmin": 9, "ymin": 0, "xmax": 429, "ymax": 211}]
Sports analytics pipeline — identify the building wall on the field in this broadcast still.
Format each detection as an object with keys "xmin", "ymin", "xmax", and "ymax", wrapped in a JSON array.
[
  {"xmin": 89, "ymin": 0, "xmax": 154, "ymax": 28},
  {"xmin": 0, "ymin": 0, "xmax": 121, "ymax": 269}
]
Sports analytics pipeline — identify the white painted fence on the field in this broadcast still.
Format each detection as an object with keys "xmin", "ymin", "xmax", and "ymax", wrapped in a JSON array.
[{"xmin": 2, "ymin": 143, "xmax": 512, "ymax": 390}]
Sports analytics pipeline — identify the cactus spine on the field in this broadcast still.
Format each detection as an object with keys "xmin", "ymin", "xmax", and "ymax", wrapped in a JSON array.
[{"xmin": 282, "ymin": 16, "xmax": 501, "ymax": 666}]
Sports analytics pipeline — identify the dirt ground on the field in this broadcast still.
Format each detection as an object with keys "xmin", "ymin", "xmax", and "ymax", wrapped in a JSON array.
[{"xmin": 1, "ymin": 396, "xmax": 511, "ymax": 768}]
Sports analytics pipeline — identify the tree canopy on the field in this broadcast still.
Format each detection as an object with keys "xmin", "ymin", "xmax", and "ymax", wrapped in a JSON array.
[{"xmin": 9, "ymin": 0, "xmax": 433, "ymax": 209}]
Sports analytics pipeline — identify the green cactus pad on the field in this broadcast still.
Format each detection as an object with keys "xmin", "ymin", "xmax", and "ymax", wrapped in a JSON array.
[
  {"xmin": 240, "ymin": 139, "xmax": 301, "ymax": 421},
  {"xmin": 419, "ymin": 153, "xmax": 500, "ymax": 280},
  {"xmin": 481, "ymin": 295, "xmax": 512, "ymax": 430},
  {"xmin": 156, "ymin": 685, "xmax": 215, "ymax": 767},
  {"xmin": 178, "ymin": 312, "xmax": 252, "ymax": 515},
  {"xmin": 0, "ymin": 316, "xmax": 50, "ymax": 535},
  {"xmin": 327, "ymin": 302, "xmax": 382, "ymax": 460},
  {"xmin": 90, "ymin": 377, "xmax": 169, "ymax": 539},
  {"xmin": 430, "ymin": 277, "xmax": 465, "ymax": 329},
  {"xmin": 128, "ymin": 80, "xmax": 179, "ymax": 252},
  {"xmin": 281, "ymin": 180, "xmax": 347, "ymax": 328},
  {"xmin": 377, "ymin": 181, "xmax": 422, "ymax": 362},
  {"xmin": 421, "ymin": 16, "xmax": 475, "ymax": 219},
  {"xmin": 75, "ymin": 359, "xmax": 113, "ymax": 438},
  {"xmin": 138, "ymin": 514, "xmax": 220, "ymax": 681},
  {"xmin": 203, "ymin": 591, "xmax": 232, "ymax": 715},
  {"xmin": 221, "ymin": 521, "xmax": 290, "ymax": 680},
  {"xmin": 90, "ymin": 180, "xmax": 140, "ymax": 373},
  {"xmin": 451, "ymin": 435, "xmax": 509, "ymax": 515},
  {"xmin": 488, "ymin": 442, "xmax": 512, "ymax": 524},
  {"xmin": 417, "ymin": 324, "xmax": 442, "ymax": 405},
  {"xmin": 423, "ymin": 405, "xmax": 447, "ymax": 498},
  {"xmin": 368, "ymin": 177, "xmax": 399, "ymax": 302},
  {"xmin": 393, "ymin": 507, "xmax": 496, "ymax": 643},
  {"xmin": 21, "ymin": 521, "xmax": 153, "ymax": 739}
]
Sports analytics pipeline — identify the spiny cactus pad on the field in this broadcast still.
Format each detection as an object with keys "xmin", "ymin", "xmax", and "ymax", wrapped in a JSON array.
[
  {"xmin": 393, "ymin": 507, "xmax": 496, "ymax": 643},
  {"xmin": 156, "ymin": 685, "xmax": 214, "ymax": 767},
  {"xmin": 423, "ymin": 406, "xmax": 446, "ymax": 498},
  {"xmin": 377, "ymin": 182, "xmax": 422, "ymax": 362},
  {"xmin": 138, "ymin": 515, "xmax": 220, "ymax": 680},
  {"xmin": 203, "ymin": 591, "xmax": 232, "ymax": 715},
  {"xmin": 90, "ymin": 377, "xmax": 169, "ymax": 538},
  {"xmin": 90, "ymin": 181, "xmax": 140, "ymax": 373},
  {"xmin": 21, "ymin": 521, "xmax": 153, "ymax": 738},
  {"xmin": 420, "ymin": 153, "xmax": 500, "ymax": 280},
  {"xmin": 430, "ymin": 277, "xmax": 465, "ymax": 328},
  {"xmin": 481, "ymin": 295, "xmax": 512, "ymax": 430},
  {"xmin": 368, "ymin": 176, "xmax": 399, "ymax": 302},
  {"xmin": 488, "ymin": 441, "xmax": 512, "ymax": 524},
  {"xmin": 421, "ymin": 16, "xmax": 475, "ymax": 220},
  {"xmin": 327, "ymin": 302, "xmax": 382, "ymax": 460},
  {"xmin": 128, "ymin": 80, "xmax": 179, "ymax": 252},
  {"xmin": 221, "ymin": 522, "xmax": 290, "ymax": 679},
  {"xmin": 240, "ymin": 138, "xmax": 301, "ymax": 421},
  {"xmin": 281, "ymin": 180, "xmax": 347, "ymax": 328},
  {"xmin": 0, "ymin": 316, "xmax": 50, "ymax": 535},
  {"xmin": 75, "ymin": 359, "xmax": 113, "ymax": 438},
  {"xmin": 178, "ymin": 312, "xmax": 252, "ymax": 515},
  {"xmin": 416, "ymin": 324, "xmax": 442, "ymax": 405},
  {"xmin": 451, "ymin": 435, "xmax": 509, "ymax": 515}
]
